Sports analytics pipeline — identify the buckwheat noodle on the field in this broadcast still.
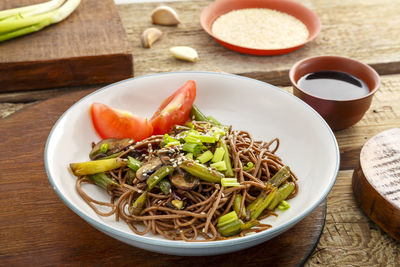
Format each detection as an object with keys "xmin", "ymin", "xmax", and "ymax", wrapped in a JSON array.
[{"xmin": 75, "ymin": 121, "xmax": 298, "ymax": 241}]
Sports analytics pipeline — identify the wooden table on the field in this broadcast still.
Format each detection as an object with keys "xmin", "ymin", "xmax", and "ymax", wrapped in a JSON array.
[{"xmin": 1, "ymin": 0, "xmax": 400, "ymax": 266}]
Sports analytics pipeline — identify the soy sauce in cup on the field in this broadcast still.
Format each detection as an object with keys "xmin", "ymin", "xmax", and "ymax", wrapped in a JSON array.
[{"xmin": 297, "ymin": 70, "xmax": 370, "ymax": 100}]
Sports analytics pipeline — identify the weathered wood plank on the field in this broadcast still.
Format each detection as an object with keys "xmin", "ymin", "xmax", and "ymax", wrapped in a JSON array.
[
  {"xmin": 117, "ymin": 0, "xmax": 400, "ymax": 85},
  {"xmin": 306, "ymin": 170, "xmax": 400, "ymax": 267},
  {"xmin": 0, "ymin": 0, "xmax": 133, "ymax": 92}
]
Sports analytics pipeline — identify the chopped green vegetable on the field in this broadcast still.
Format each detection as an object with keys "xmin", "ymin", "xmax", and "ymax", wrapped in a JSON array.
[
  {"xmin": 219, "ymin": 140, "xmax": 234, "ymax": 177},
  {"xmin": 147, "ymin": 166, "xmax": 174, "ymax": 190},
  {"xmin": 268, "ymin": 182, "xmax": 295, "ymax": 210},
  {"xmin": 210, "ymin": 161, "xmax": 227, "ymax": 171},
  {"xmin": 240, "ymin": 219, "xmax": 259, "ymax": 231},
  {"xmin": 278, "ymin": 200, "xmax": 290, "ymax": 210},
  {"xmin": 197, "ymin": 150, "xmax": 213, "ymax": 163},
  {"xmin": 233, "ymin": 194, "xmax": 247, "ymax": 218},
  {"xmin": 127, "ymin": 156, "xmax": 142, "ymax": 171},
  {"xmin": 163, "ymin": 134, "xmax": 180, "ymax": 147},
  {"xmin": 182, "ymin": 143, "xmax": 204, "ymax": 155},
  {"xmin": 217, "ymin": 211, "xmax": 238, "ymax": 228},
  {"xmin": 218, "ymin": 219, "xmax": 242, "ymax": 237},
  {"xmin": 190, "ymin": 105, "xmax": 209, "ymax": 122},
  {"xmin": 212, "ymin": 147, "xmax": 225, "ymax": 163},
  {"xmin": 70, "ymin": 158, "xmax": 125, "ymax": 176},
  {"xmin": 248, "ymin": 187, "xmax": 277, "ymax": 220},
  {"xmin": 183, "ymin": 135, "xmax": 202, "ymax": 144},
  {"xmin": 88, "ymin": 173, "xmax": 119, "ymax": 190},
  {"xmin": 129, "ymin": 192, "xmax": 147, "ymax": 215},
  {"xmin": 99, "ymin": 143, "xmax": 109, "ymax": 153},
  {"xmin": 159, "ymin": 178, "xmax": 172, "ymax": 195},
  {"xmin": 180, "ymin": 160, "xmax": 224, "ymax": 183},
  {"xmin": 268, "ymin": 166, "xmax": 291, "ymax": 187},
  {"xmin": 172, "ymin": 199, "xmax": 183, "ymax": 210},
  {"xmin": 185, "ymin": 153, "xmax": 193, "ymax": 160},
  {"xmin": 221, "ymin": 178, "xmax": 240, "ymax": 187},
  {"xmin": 243, "ymin": 162, "xmax": 254, "ymax": 171}
]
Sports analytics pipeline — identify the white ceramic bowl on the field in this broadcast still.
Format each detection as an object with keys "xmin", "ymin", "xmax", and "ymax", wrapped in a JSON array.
[{"xmin": 45, "ymin": 72, "xmax": 339, "ymax": 256}]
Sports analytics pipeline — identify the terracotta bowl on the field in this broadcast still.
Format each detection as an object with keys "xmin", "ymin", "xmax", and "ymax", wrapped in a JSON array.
[
  {"xmin": 200, "ymin": 0, "xmax": 321, "ymax": 55},
  {"xmin": 289, "ymin": 56, "xmax": 380, "ymax": 131}
]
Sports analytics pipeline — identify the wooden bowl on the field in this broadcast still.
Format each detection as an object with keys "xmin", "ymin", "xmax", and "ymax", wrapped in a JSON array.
[
  {"xmin": 352, "ymin": 128, "xmax": 400, "ymax": 242},
  {"xmin": 289, "ymin": 56, "xmax": 380, "ymax": 131},
  {"xmin": 200, "ymin": 0, "xmax": 321, "ymax": 56}
]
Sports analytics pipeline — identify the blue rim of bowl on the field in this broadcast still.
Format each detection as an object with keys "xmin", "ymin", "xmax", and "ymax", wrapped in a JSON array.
[{"xmin": 44, "ymin": 71, "xmax": 340, "ymax": 249}]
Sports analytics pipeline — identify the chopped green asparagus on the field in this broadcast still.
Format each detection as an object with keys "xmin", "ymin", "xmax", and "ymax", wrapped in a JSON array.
[
  {"xmin": 233, "ymin": 194, "xmax": 247, "ymax": 219},
  {"xmin": 87, "ymin": 172, "xmax": 119, "ymax": 190},
  {"xmin": 190, "ymin": 105, "xmax": 209, "ymax": 122},
  {"xmin": 127, "ymin": 156, "xmax": 142, "ymax": 171},
  {"xmin": 147, "ymin": 166, "xmax": 174, "ymax": 190},
  {"xmin": 159, "ymin": 178, "xmax": 172, "ymax": 195},
  {"xmin": 248, "ymin": 187, "xmax": 277, "ymax": 220},
  {"xmin": 268, "ymin": 182, "xmax": 296, "ymax": 210},
  {"xmin": 268, "ymin": 166, "xmax": 291, "ymax": 187},
  {"xmin": 219, "ymin": 139, "xmax": 234, "ymax": 177},
  {"xmin": 129, "ymin": 192, "xmax": 147, "ymax": 215},
  {"xmin": 180, "ymin": 160, "xmax": 224, "ymax": 183},
  {"xmin": 70, "ymin": 158, "xmax": 126, "ymax": 176}
]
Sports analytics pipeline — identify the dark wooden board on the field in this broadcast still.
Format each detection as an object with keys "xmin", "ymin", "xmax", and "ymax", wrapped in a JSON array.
[
  {"xmin": 0, "ymin": 0, "xmax": 133, "ymax": 92},
  {"xmin": 0, "ymin": 89, "xmax": 325, "ymax": 266},
  {"xmin": 352, "ymin": 128, "xmax": 400, "ymax": 242}
]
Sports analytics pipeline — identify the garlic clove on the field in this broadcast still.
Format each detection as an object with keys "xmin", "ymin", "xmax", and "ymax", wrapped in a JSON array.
[
  {"xmin": 169, "ymin": 46, "xmax": 199, "ymax": 62},
  {"xmin": 151, "ymin": 5, "xmax": 180, "ymax": 26},
  {"xmin": 141, "ymin": 28, "xmax": 163, "ymax": 48}
]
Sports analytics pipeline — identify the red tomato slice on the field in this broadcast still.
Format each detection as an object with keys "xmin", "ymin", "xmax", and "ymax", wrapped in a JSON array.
[
  {"xmin": 150, "ymin": 80, "xmax": 196, "ymax": 135},
  {"xmin": 90, "ymin": 103, "xmax": 153, "ymax": 141}
]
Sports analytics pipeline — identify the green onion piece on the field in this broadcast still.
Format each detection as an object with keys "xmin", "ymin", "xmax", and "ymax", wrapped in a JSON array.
[
  {"xmin": 129, "ymin": 192, "xmax": 147, "ymax": 215},
  {"xmin": 147, "ymin": 166, "xmax": 174, "ymax": 190},
  {"xmin": 269, "ymin": 166, "xmax": 291, "ymax": 187},
  {"xmin": 127, "ymin": 156, "xmax": 142, "ymax": 171},
  {"xmin": 212, "ymin": 147, "xmax": 225, "ymax": 163},
  {"xmin": 249, "ymin": 187, "xmax": 277, "ymax": 220},
  {"xmin": 217, "ymin": 211, "xmax": 238, "ymax": 228},
  {"xmin": 219, "ymin": 140, "xmax": 234, "ymax": 177},
  {"xmin": 163, "ymin": 134, "xmax": 180, "ymax": 147},
  {"xmin": 186, "ymin": 153, "xmax": 193, "ymax": 160},
  {"xmin": 221, "ymin": 178, "xmax": 240, "ymax": 187},
  {"xmin": 210, "ymin": 161, "xmax": 227, "ymax": 171},
  {"xmin": 187, "ymin": 132, "xmax": 216, "ymax": 143},
  {"xmin": 197, "ymin": 150, "xmax": 213, "ymax": 164},
  {"xmin": 243, "ymin": 162, "xmax": 254, "ymax": 171},
  {"xmin": 172, "ymin": 199, "xmax": 183, "ymax": 210},
  {"xmin": 218, "ymin": 219, "xmax": 242, "ymax": 237},
  {"xmin": 206, "ymin": 115, "xmax": 222, "ymax": 126},
  {"xmin": 184, "ymin": 135, "xmax": 202, "ymax": 144},
  {"xmin": 268, "ymin": 182, "xmax": 295, "ymax": 210},
  {"xmin": 100, "ymin": 143, "xmax": 109, "ymax": 153},
  {"xmin": 0, "ymin": 0, "xmax": 81, "ymax": 42},
  {"xmin": 278, "ymin": 200, "xmax": 290, "ymax": 210},
  {"xmin": 182, "ymin": 143, "xmax": 205, "ymax": 156}
]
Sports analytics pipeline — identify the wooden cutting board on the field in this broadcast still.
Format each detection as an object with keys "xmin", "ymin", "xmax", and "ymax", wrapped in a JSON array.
[
  {"xmin": 0, "ymin": 89, "xmax": 326, "ymax": 266},
  {"xmin": 352, "ymin": 128, "xmax": 400, "ymax": 242},
  {"xmin": 0, "ymin": 0, "xmax": 133, "ymax": 92}
]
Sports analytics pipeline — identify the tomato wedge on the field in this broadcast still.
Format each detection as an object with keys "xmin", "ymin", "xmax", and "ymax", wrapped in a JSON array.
[
  {"xmin": 150, "ymin": 80, "xmax": 196, "ymax": 135},
  {"xmin": 90, "ymin": 103, "xmax": 153, "ymax": 141}
]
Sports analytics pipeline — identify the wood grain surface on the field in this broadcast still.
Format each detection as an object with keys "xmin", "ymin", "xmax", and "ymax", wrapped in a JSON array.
[
  {"xmin": 0, "ymin": 88, "xmax": 326, "ymax": 267},
  {"xmin": 0, "ymin": 0, "xmax": 133, "ymax": 92},
  {"xmin": 352, "ymin": 128, "xmax": 400, "ymax": 242},
  {"xmin": 117, "ymin": 0, "xmax": 400, "ymax": 85}
]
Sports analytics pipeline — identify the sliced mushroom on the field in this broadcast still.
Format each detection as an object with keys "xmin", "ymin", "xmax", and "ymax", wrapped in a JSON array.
[
  {"xmin": 170, "ymin": 172, "xmax": 199, "ymax": 190},
  {"xmin": 136, "ymin": 158, "xmax": 163, "ymax": 181},
  {"xmin": 157, "ymin": 148, "xmax": 177, "ymax": 164},
  {"xmin": 89, "ymin": 138, "xmax": 134, "ymax": 160}
]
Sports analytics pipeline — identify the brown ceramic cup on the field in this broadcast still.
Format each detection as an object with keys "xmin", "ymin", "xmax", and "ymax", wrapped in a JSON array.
[{"xmin": 289, "ymin": 56, "xmax": 380, "ymax": 131}]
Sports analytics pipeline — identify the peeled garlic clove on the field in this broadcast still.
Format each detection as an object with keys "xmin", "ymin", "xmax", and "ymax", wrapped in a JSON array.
[
  {"xmin": 141, "ymin": 28, "xmax": 163, "ymax": 48},
  {"xmin": 151, "ymin": 6, "xmax": 180, "ymax": 26},
  {"xmin": 169, "ymin": 46, "xmax": 199, "ymax": 62}
]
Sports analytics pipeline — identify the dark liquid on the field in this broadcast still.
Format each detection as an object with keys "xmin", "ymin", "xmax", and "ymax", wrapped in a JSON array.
[{"xmin": 297, "ymin": 71, "xmax": 370, "ymax": 100}]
